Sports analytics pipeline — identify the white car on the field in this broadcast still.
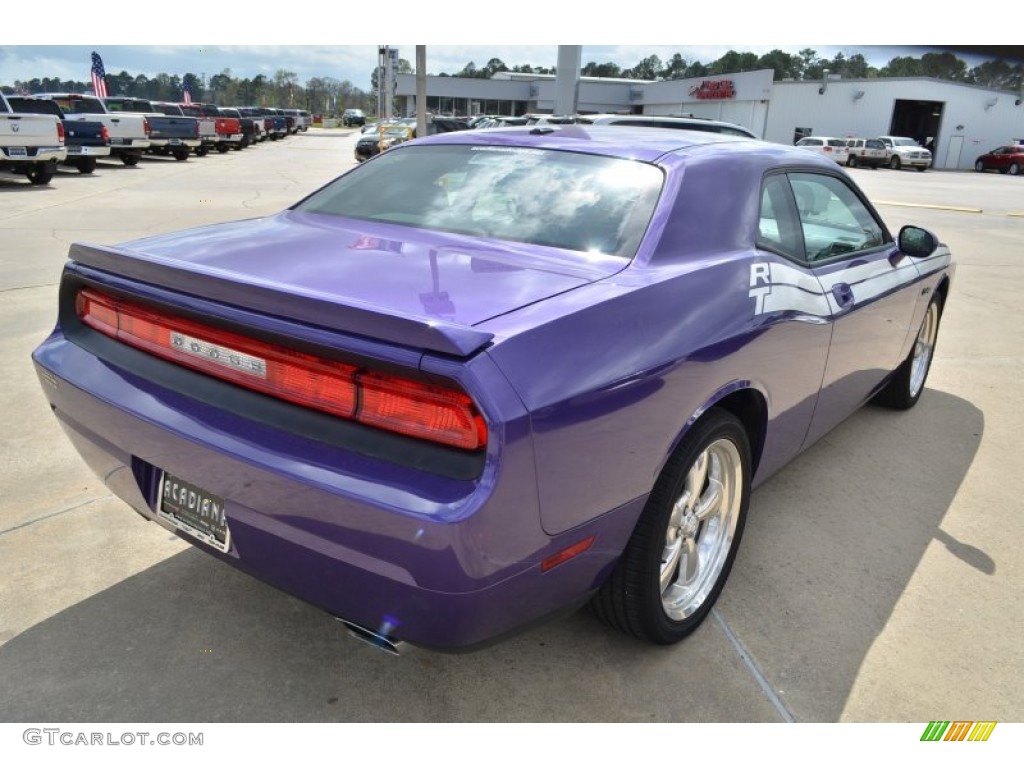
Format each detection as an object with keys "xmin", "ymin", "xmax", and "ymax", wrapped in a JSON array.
[{"xmin": 795, "ymin": 136, "xmax": 850, "ymax": 165}]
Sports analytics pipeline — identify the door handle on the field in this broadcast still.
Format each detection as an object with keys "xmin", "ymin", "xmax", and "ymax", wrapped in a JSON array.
[{"xmin": 832, "ymin": 282, "xmax": 855, "ymax": 309}]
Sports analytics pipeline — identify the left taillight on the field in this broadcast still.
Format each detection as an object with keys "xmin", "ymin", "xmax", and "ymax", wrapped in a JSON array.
[
  {"xmin": 75, "ymin": 288, "xmax": 486, "ymax": 451},
  {"xmin": 56, "ymin": 122, "xmax": 65, "ymax": 145}
]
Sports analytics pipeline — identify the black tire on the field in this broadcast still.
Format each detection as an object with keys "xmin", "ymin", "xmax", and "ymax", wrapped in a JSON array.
[
  {"xmin": 591, "ymin": 408, "xmax": 751, "ymax": 644},
  {"xmin": 917, "ymin": 165, "xmax": 927, "ymax": 172},
  {"xmin": 847, "ymin": 155, "xmax": 858, "ymax": 168},
  {"xmin": 121, "ymin": 153, "xmax": 141, "ymax": 167},
  {"xmin": 873, "ymin": 295, "xmax": 943, "ymax": 410},
  {"xmin": 1010, "ymin": 163, "xmax": 1021, "ymax": 176},
  {"xmin": 173, "ymin": 149, "xmax": 190, "ymax": 161},
  {"xmin": 890, "ymin": 156, "xmax": 902, "ymax": 170},
  {"xmin": 975, "ymin": 160, "xmax": 985, "ymax": 172},
  {"xmin": 217, "ymin": 143, "xmax": 229, "ymax": 153},
  {"xmin": 75, "ymin": 157, "xmax": 97, "ymax": 174},
  {"xmin": 196, "ymin": 145, "xmax": 210, "ymax": 157},
  {"xmin": 26, "ymin": 163, "xmax": 55, "ymax": 185}
]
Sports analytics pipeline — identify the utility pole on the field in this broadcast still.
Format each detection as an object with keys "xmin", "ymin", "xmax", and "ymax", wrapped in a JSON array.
[
  {"xmin": 416, "ymin": 46, "xmax": 426, "ymax": 138},
  {"xmin": 554, "ymin": 46, "xmax": 582, "ymax": 115}
]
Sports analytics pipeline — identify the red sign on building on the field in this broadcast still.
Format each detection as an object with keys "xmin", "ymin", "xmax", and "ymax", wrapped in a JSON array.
[{"xmin": 689, "ymin": 79, "xmax": 736, "ymax": 100}]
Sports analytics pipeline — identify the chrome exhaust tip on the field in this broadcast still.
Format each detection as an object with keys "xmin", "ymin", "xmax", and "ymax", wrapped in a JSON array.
[{"xmin": 336, "ymin": 618, "xmax": 406, "ymax": 656}]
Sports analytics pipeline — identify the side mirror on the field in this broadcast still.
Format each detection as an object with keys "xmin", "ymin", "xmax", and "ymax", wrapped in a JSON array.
[{"xmin": 898, "ymin": 225, "xmax": 938, "ymax": 258}]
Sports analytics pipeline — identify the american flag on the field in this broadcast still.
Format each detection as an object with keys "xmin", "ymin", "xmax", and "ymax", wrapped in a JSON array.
[
  {"xmin": 90, "ymin": 51, "xmax": 108, "ymax": 98},
  {"xmin": 183, "ymin": 83, "xmax": 193, "ymax": 105}
]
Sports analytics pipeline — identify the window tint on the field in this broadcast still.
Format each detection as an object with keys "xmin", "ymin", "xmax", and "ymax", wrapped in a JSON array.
[
  {"xmin": 789, "ymin": 173, "xmax": 887, "ymax": 262},
  {"xmin": 757, "ymin": 174, "xmax": 803, "ymax": 260},
  {"xmin": 296, "ymin": 145, "xmax": 664, "ymax": 258}
]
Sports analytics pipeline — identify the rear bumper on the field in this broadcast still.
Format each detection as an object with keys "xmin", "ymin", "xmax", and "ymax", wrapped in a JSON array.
[
  {"xmin": 32, "ymin": 326, "xmax": 635, "ymax": 650},
  {"xmin": 67, "ymin": 145, "xmax": 111, "ymax": 157},
  {"xmin": 149, "ymin": 138, "xmax": 201, "ymax": 148},
  {"xmin": 108, "ymin": 138, "xmax": 152, "ymax": 150},
  {"xmin": 1, "ymin": 146, "xmax": 67, "ymax": 163}
]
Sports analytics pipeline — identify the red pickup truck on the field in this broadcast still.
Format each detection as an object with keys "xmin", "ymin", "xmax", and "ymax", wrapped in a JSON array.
[{"xmin": 178, "ymin": 103, "xmax": 244, "ymax": 153}]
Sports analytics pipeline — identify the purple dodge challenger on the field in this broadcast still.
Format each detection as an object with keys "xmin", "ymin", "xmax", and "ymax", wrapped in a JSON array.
[{"xmin": 32, "ymin": 126, "xmax": 953, "ymax": 652}]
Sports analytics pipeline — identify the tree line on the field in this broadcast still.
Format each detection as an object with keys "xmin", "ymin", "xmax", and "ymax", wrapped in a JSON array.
[
  {"xmin": 4, "ymin": 50, "xmax": 1021, "ymax": 115},
  {"xmin": 443, "ymin": 49, "xmax": 1023, "ymax": 91},
  {"xmin": 2, "ymin": 68, "xmax": 375, "ymax": 116}
]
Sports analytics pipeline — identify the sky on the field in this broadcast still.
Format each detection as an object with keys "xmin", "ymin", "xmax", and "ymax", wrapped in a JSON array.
[{"xmin": 3, "ymin": 6, "xmax": 1018, "ymax": 90}]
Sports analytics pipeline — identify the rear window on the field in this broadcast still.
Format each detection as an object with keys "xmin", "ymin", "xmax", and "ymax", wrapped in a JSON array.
[
  {"xmin": 826, "ymin": 139, "xmax": 847, "ymax": 148},
  {"xmin": 296, "ymin": 144, "xmax": 664, "ymax": 258}
]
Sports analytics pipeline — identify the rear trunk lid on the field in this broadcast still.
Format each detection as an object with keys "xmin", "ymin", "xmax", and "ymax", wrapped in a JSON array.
[{"xmin": 68, "ymin": 211, "xmax": 626, "ymax": 356}]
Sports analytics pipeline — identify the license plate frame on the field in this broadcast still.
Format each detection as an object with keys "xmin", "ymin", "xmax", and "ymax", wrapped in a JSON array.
[
  {"xmin": 156, "ymin": 471, "xmax": 231, "ymax": 553},
  {"xmin": 8, "ymin": 147, "xmax": 27, "ymax": 157}
]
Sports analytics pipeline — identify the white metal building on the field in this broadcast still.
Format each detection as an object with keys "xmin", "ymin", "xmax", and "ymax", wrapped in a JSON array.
[
  {"xmin": 765, "ymin": 77, "xmax": 1024, "ymax": 170},
  {"xmin": 395, "ymin": 70, "xmax": 1024, "ymax": 170}
]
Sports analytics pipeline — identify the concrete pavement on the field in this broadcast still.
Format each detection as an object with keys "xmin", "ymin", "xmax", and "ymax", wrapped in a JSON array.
[{"xmin": 0, "ymin": 133, "xmax": 1020, "ymax": 722}]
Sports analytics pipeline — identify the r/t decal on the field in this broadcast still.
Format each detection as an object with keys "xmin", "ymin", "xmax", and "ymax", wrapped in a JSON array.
[{"xmin": 749, "ymin": 262, "xmax": 771, "ymax": 315}]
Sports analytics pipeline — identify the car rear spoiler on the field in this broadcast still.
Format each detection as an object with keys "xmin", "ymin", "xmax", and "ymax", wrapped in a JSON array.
[{"xmin": 66, "ymin": 242, "xmax": 496, "ymax": 358}]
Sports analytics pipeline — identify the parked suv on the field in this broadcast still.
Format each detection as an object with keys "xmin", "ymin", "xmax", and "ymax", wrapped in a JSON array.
[
  {"xmin": 845, "ymin": 138, "xmax": 887, "ymax": 169},
  {"xmin": 342, "ymin": 109, "xmax": 366, "ymax": 127},
  {"xmin": 794, "ymin": 136, "xmax": 850, "ymax": 165},
  {"xmin": 576, "ymin": 114, "xmax": 758, "ymax": 138}
]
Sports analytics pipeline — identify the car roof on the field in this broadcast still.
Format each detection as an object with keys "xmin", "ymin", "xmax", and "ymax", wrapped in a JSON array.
[
  {"xmin": 579, "ymin": 113, "xmax": 757, "ymax": 137},
  {"xmin": 397, "ymin": 124, "xmax": 830, "ymax": 169}
]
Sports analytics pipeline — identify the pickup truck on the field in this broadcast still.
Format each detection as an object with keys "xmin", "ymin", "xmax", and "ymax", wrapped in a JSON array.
[
  {"xmin": 36, "ymin": 93, "xmax": 150, "ymax": 166},
  {"xmin": 845, "ymin": 138, "xmax": 887, "ymax": 169},
  {"xmin": 877, "ymin": 136, "xmax": 932, "ymax": 171},
  {"xmin": 0, "ymin": 91, "xmax": 67, "ymax": 184},
  {"xmin": 249, "ymin": 107, "xmax": 287, "ymax": 140},
  {"xmin": 216, "ymin": 107, "xmax": 256, "ymax": 148},
  {"xmin": 151, "ymin": 102, "xmax": 213, "ymax": 156},
  {"xmin": 178, "ymin": 102, "xmax": 244, "ymax": 152},
  {"xmin": 8, "ymin": 96, "xmax": 109, "ymax": 174},
  {"xmin": 103, "ymin": 98, "xmax": 200, "ymax": 161},
  {"xmin": 235, "ymin": 107, "xmax": 269, "ymax": 142}
]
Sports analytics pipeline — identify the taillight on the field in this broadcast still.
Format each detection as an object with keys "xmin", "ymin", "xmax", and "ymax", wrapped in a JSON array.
[
  {"xmin": 101, "ymin": 126, "xmax": 109, "ymax": 142},
  {"xmin": 75, "ymin": 289, "xmax": 486, "ymax": 451},
  {"xmin": 57, "ymin": 122, "xmax": 65, "ymax": 144}
]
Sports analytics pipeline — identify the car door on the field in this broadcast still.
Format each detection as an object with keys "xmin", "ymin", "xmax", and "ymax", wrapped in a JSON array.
[
  {"xmin": 784, "ymin": 171, "xmax": 922, "ymax": 446},
  {"xmin": 992, "ymin": 147, "xmax": 1011, "ymax": 172}
]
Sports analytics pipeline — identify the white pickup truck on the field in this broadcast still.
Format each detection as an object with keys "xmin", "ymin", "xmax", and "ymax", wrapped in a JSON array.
[
  {"xmin": 877, "ymin": 136, "xmax": 932, "ymax": 171},
  {"xmin": 36, "ymin": 93, "xmax": 151, "ymax": 166},
  {"xmin": 0, "ymin": 92, "xmax": 67, "ymax": 184}
]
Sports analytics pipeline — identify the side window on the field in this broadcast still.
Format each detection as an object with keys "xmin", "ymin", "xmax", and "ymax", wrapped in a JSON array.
[
  {"xmin": 757, "ymin": 174, "xmax": 803, "ymax": 261},
  {"xmin": 789, "ymin": 172, "xmax": 888, "ymax": 262}
]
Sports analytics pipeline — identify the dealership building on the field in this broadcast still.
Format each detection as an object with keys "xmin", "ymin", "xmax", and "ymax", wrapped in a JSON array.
[{"xmin": 395, "ymin": 69, "xmax": 1024, "ymax": 170}]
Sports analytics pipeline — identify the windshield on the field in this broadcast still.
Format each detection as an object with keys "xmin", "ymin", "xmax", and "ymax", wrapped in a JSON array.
[
  {"xmin": 296, "ymin": 144, "xmax": 664, "ymax": 258},
  {"xmin": 893, "ymin": 138, "xmax": 920, "ymax": 147}
]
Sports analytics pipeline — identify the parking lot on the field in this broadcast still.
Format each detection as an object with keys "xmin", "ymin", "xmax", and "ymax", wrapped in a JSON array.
[{"xmin": 1, "ymin": 129, "xmax": 1022, "ymax": 723}]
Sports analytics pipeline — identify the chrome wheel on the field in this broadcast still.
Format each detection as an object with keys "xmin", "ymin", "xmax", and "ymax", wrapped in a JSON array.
[
  {"xmin": 659, "ymin": 438, "xmax": 743, "ymax": 621},
  {"xmin": 591, "ymin": 408, "xmax": 750, "ymax": 644},
  {"xmin": 909, "ymin": 300, "xmax": 940, "ymax": 399}
]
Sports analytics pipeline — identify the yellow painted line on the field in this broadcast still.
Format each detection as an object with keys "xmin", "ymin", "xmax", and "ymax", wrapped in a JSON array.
[
  {"xmin": 872, "ymin": 200, "xmax": 983, "ymax": 214},
  {"xmin": 1007, "ymin": 212, "xmax": 1024, "ymax": 218}
]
